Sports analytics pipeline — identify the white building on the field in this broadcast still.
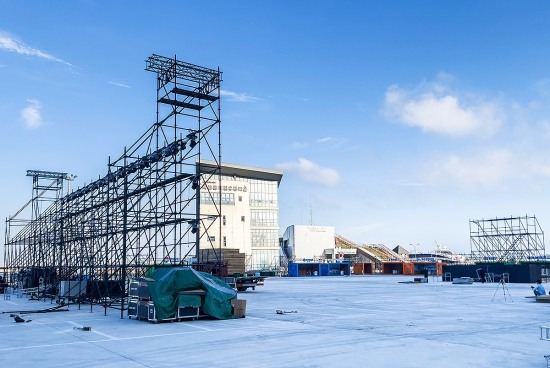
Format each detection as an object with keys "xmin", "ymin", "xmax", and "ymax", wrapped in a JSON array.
[
  {"xmin": 282, "ymin": 225, "xmax": 335, "ymax": 261},
  {"xmin": 199, "ymin": 161, "xmax": 283, "ymax": 271}
]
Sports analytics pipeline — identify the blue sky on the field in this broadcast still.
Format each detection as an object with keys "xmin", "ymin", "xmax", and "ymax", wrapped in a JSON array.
[{"xmin": 2, "ymin": 1, "xmax": 550, "ymax": 256}]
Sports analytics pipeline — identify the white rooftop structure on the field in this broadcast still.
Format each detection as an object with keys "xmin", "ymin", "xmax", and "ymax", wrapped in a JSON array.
[{"xmin": 282, "ymin": 225, "xmax": 335, "ymax": 261}]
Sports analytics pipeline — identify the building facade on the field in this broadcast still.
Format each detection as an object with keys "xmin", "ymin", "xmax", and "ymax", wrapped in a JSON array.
[
  {"xmin": 282, "ymin": 225, "xmax": 336, "ymax": 262},
  {"xmin": 199, "ymin": 161, "xmax": 283, "ymax": 271}
]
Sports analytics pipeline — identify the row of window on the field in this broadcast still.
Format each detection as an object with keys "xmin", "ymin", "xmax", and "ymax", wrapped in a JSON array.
[
  {"xmin": 250, "ymin": 181, "xmax": 278, "ymax": 208},
  {"xmin": 218, "ymin": 211, "xmax": 278, "ymax": 227},
  {"xmin": 251, "ymin": 249, "xmax": 280, "ymax": 270},
  {"xmin": 250, "ymin": 210, "xmax": 278, "ymax": 227},
  {"xmin": 251, "ymin": 229, "xmax": 279, "ymax": 247},
  {"xmin": 202, "ymin": 193, "xmax": 276, "ymax": 207},
  {"xmin": 208, "ymin": 232, "xmax": 278, "ymax": 248},
  {"xmin": 250, "ymin": 196, "xmax": 277, "ymax": 207},
  {"xmin": 200, "ymin": 192, "xmax": 236, "ymax": 205}
]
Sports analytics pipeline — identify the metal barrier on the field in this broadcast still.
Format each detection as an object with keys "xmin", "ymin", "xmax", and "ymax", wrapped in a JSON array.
[
  {"xmin": 540, "ymin": 326, "xmax": 550, "ymax": 367},
  {"xmin": 3, "ymin": 287, "xmax": 13, "ymax": 300}
]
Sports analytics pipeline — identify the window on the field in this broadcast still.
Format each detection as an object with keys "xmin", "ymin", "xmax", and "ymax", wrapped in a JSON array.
[
  {"xmin": 250, "ymin": 180, "xmax": 278, "ymax": 207},
  {"xmin": 200, "ymin": 192, "xmax": 235, "ymax": 205},
  {"xmin": 208, "ymin": 236, "xmax": 216, "ymax": 242},
  {"xmin": 222, "ymin": 215, "xmax": 226, "ymax": 225},
  {"xmin": 241, "ymin": 216, "xmax": 245, "ymax": 222},
  {"xmin": 251, "ymin": 249, "xmax": 279, "ymax": 270},
  {"xmin": 223, "ymin": 236, "xmax": 227, "ymax": 247},
  {"xmin": 251, "ymin": 229, "xmax": 279, "ymax": 248},
  {"xmin": 238, "ymin": 196, "xmax": 242, "ymax": 202},
  {"xmin": 250, "ymin": 210, "xmax": 278, "ymax": 227}
]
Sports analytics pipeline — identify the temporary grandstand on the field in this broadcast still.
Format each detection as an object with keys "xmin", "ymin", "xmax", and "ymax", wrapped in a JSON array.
[{"xmin": 335, "ymin": 234, "xmax": 403, "ymax": 272}]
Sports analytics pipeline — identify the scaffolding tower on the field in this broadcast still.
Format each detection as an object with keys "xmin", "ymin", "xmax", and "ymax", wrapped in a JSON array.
[
  {"xmin": 4, "ymin": 54, "xmax": 223, "ymax": 317},
  {"xmin": 4, "ymin": 170, "xmax": 71, "ymax": 295},
  {"xmin": 470, "ymin": 215, "xmax": 545, "ymax": 262}
]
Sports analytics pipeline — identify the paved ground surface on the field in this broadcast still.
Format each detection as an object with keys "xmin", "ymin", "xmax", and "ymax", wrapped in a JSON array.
[{"xmin": 0, "ymin": 275, "xmax": 549, "ymax": 367}]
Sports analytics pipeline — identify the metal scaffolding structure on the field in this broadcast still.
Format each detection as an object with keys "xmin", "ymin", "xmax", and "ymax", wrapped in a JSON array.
[
  {"xmin": 470, "ymin": 215, "xmax": 545, "ymax": 262},
  {"xmin": 4, "ymin": 54, "xmax": 223, "ymax": 316}
]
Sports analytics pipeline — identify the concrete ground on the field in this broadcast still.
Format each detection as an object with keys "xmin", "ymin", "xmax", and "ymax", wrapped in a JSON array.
[{"xmin": 0, "ymin": 275, "xmax": 549, "ymax": 367}]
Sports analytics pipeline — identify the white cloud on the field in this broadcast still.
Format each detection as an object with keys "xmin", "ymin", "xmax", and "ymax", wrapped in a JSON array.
[
  {"xmin": 529, "ymin": 161, "xmax": 550, "ymax": 177},
  {"xmin": 425, "ymin": 147, "xmax": 550, "ymax": 189},
  {"xmin": 276, "ymin": 158, "xmax": 341, "ymax": 186},
  {"xmin": 220, "ymin": 89, "xmax": 260, "ymax": 102},
  {"xmin": 292, "ymin": 142, "xmax": 308, "ymax": 149},
  {"xmin": 0, "ymin": 31, "xmax": 72, "ymax": 66},
  {"xmin": 383, "ymin": 80, "xmax": 503, "ymax": 137},
  {"xmin": 441, "ymin": 151, "xmax": 514, "ymax": 187},
  {"xmin": 108, "ymin": 81, "xmax": 130, "ymax": 88},
  {"xmin": 21, "ymin": 99, "xmax": 43, "ymax": 129},
  {"xmin": 426, "ymin": 149, "xmax": 518, "ymax": 188},
  {"xmin": 292, "ymin": 137, "xmax": 335, "ymax": 149}
]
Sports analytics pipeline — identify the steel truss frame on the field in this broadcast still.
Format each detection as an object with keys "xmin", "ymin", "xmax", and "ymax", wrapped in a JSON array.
[
  {"xmin": 470, "ymin": 215, "xmax": 545, "ymax": 262},
  {"xmin": 4, "ymin": 54, "xmax": 223, "ymax": 317}
]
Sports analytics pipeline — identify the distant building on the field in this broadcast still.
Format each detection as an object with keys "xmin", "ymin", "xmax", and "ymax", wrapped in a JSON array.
[
  {"xmin": 199, "ymin": 161, "xmax": 283, "ymax": 271},
  {"xmin": 282, "ymin": 225, "xmax": 335, "ymax": 261},
  {"xmin": 393, "ymin": 245, "xmax": 410, "ymax": 256},
  {"xmin": 408, "ymin": 250, "xmax": 461, "ymax": 264}
]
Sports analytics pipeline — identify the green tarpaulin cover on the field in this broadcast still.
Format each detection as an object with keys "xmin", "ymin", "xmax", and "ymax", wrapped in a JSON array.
[
  {"xmin": 147, "ymin": 267, "xmax": 237, "ymax": 321},
  {"xmin": 178, "ymin": 294, "xmax": 201, "ymax": 308}
]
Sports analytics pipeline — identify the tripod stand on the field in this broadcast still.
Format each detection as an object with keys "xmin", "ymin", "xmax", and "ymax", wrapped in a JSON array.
[{"xmin": 492, "ymin": 278, "xmax": 513, "ymax": 302}]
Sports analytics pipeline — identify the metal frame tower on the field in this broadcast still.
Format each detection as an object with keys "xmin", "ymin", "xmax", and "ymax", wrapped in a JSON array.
[
  {"xmin": 4, "ymin": 170, "xmax": 69, "ymax": 296},
  {"xmin": 470, "ymin": 215, "xmax": 545, "ymax": 262},
  {"xmin": 4, "ymin": 55, "xmax": 223, "ymax": 317}
]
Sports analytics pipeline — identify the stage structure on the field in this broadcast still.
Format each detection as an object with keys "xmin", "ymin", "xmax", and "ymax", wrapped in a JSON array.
[
  {"xmin": 4, "ymin": 55, "xmax": 223, "ymax": 317},
  {"xmin": 469, "ymin": 215, "xmax": 545, "ymax": 262}
]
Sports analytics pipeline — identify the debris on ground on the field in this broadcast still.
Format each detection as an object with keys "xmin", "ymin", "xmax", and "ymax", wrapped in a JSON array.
[
  {"xmin": 276, "ymin": 310, "xmax": 297, "ymax": 315},
  {"xmin": 11, "ymin": 314, "xmax": 31, "ymax": 323},
  {"xmin": 73, "ymin": 326, "xmax": 92, "ymax": 331},
  {"xmin": 2, "ymin": 305, "xmax": 69, "ymax": 314}
]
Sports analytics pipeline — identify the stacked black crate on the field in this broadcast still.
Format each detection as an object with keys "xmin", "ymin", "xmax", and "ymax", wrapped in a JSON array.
[{"xmin": 127, "ymin": 277, "xmax": 167, "ymax": 322}]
